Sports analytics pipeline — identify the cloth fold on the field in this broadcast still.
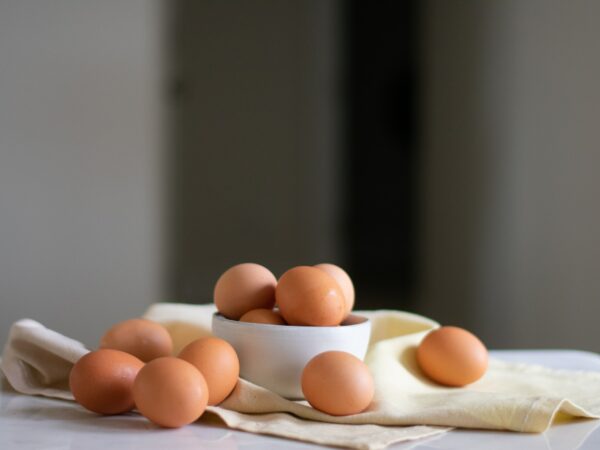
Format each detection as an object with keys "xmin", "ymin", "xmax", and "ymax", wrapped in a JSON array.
[{"xmin": 2, "ymin": 303, "xmax": 600, "ymax": 449}]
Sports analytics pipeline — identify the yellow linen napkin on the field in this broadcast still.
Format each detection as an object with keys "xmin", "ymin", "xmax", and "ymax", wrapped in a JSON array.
[
  {"xmin": 0, "ymin": 305, "xmax": 446, "ymax": 449},
  {"xmin": 2, "ymin": 302, "xmax": 600, "ymax": 449},
  {"xmin": 144, "ymin": 303, "xmax": 600, "ymax": 432}
]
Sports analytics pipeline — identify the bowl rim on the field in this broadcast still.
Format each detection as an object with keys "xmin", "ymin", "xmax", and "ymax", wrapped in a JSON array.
[{"xmin": 212, "ymin": 312, "xmax": 370, "ymax": 332}]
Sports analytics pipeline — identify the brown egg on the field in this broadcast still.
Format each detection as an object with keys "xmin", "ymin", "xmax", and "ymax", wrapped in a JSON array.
[
  {"xmin": 178, "ymin": 337, "xmax": 240, "ymax": 405},
  {"xmin": 417, "ymin": 326, "xmax": 488, "ymax": 387},
  {"xmin": 276, "ymin": 266, "xmax": 345, "ymax": 326},
  {"xmin": 133, "ymin": 357, "xmax": 208, "ymax": 428},
  {"xmin": 314, "ymin": 263, "xmax": 355, "ymax": 318},
  {"xmin": 214, "ymin": 263, "xmax": 277, "ymax": 320},
  {"xmin": 100, "ymin": 318, "xmax": 173, "ymax": 362},
  {"xmin": 302, "ymin": 351, "xmax": 374, "ymax": 416},
  {"xmin": 69, "ymin": 349, "xmax": 144, "ymax": 415},
  {"xmin": 239, "ymin": 308, "xmax": 287, "ymax": 325}
]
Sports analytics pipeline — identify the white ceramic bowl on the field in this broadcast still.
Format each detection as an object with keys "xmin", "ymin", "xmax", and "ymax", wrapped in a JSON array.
[{"xmin": 212, "ymin": 313, "xmax": 371, "ymax": 399}]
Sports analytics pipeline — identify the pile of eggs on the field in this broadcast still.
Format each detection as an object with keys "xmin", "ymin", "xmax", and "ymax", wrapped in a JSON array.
[
  {"xmin": 69, "ymin": 261, "xmax": 489, "ymax": 428},
  {"xmin": 214, "ymin": 263, "xmax": 355, "ymax": 326},
  {"xmin": 69, "ymin": 319, "xmax": 240, "ymax": 428},
  {"xmin": 215, "ymin": 263, "xmax": 374, "ymax": 416},
  {"xmin": 213, "ymin": 262, "xmax": 488, "ymax": 414}
]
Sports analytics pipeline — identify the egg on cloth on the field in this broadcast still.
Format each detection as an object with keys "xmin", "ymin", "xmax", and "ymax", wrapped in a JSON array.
[
  {"xmin": 417, "ymin": 326, "xmax": 488, "ymax": 386},
  {"xmin": 69, "ymin": 349, "xmax": 144, "ymax": 415},
  {"xmin": 214, "ymin": 263, "xmax": 277, "ymax": 320},
  {"xmin": 100, "ymin": 318, "xmax": 172, "ymax": 362},
  {"xmin": 133, "ymin": 357, "xmax": 209, "ymax": 428},
  {"xmin": 178, "ymin": 337, "xmax": 240, "ymax": 405},
  {"xmin": 302, "ymin": 350, "xmax": 374, "ymax": 416},
  {"xmin": 276, "ymin": 266, "xmax": 345, "ymax": 326}
]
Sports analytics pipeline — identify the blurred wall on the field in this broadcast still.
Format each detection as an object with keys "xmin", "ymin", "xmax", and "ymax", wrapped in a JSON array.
[
  {"xmin": 0, "ymin": 0, "xmax": 165, "ymax": 348},
  {"xmin": 169, "ymin": 0, "xmax": 341, "ymax": 300},
  {"xmin": 420, "ymin": 0, "xmax": 600, "ymax": 351}
]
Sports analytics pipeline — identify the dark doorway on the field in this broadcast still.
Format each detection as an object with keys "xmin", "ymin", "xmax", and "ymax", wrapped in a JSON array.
[{"xmin": 343, "ymin": 1, "xmax": 420, "ymax": 310}]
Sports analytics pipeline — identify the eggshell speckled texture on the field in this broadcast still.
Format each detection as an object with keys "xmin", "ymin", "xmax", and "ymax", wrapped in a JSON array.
[
  {"xmin": 314, "ymin": 263, "xmax": 355, "ymax": 318},
  {"xmin": 239, "ymin": 308, "xmax": 287, "ymax": 325},
  {"xmin": 214, "ymin": 263, "xmax": 277, "ymax": 320},
  {"xmin": 100, "ymin": 318, "xmax": 172, "ymax": 362},
  {"xmin": 301, "ymin": 350, "xmax": 374, "ymax": 416},
  {"xmin": 417, "ymin": 326, "xmax": 488, "ymax": 387},
  {"xmin": 276, "ymin": 266, "xmax": 345, "ymax": 326},
  {"xmin": 133, "ymin": 357, "xmax": 208, "ymax": 428},
  {"xmin": 69, "ymin": 349, "xmax": 144, "ymax": 415},
  {"xmin": 178, "ymin": 337, "xmax": 240, "ymax": 405}
]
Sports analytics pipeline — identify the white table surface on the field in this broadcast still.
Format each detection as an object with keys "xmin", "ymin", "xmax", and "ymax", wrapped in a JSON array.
[{"xmin": 2, "ymin": 350, "xmax": 600, "ymax": 450}]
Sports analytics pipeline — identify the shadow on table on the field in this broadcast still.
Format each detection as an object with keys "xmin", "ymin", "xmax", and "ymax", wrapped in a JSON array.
[{"xmin": 1, "ymin": 392, "xmax": 240, "ymax": 450}]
